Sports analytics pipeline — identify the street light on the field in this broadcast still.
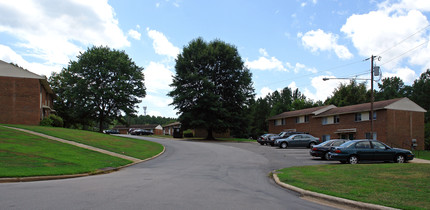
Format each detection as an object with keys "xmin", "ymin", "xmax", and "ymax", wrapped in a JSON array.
[{"xmin": 323, "ymin": 55, "xmax": 381, "ymax": 139}]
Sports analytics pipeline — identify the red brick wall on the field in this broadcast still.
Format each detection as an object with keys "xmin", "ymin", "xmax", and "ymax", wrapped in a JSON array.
[
  {"xmin": 268, "ymin": 109, "xmax": 425, "ymax": 150},
  {"xmin": 0, "ymin": 77, "xmax": 41, "ymax": 125},
  {"xmin": 385, "ymin": 110, "xmax": 424, "ymax": 150}
]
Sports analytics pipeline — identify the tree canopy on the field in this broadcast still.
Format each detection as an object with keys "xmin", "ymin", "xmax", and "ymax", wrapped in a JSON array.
[
  {"xmin": 324, "ymin": 79, "xmax": 369, "ymax": 106},
  {"xmin": 49, "ymin": 46, "xmax": 146, "ymax": 131},
  {"xmin": 168, "ymin": 38, "xmax": 254, "ymax": 139}
]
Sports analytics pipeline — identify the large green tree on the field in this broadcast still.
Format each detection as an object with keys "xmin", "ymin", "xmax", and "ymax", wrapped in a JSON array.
[
  {"xmin": 49, "ymin": 46, "xmax": 146, "ymax": 131},
  {"xmin": 168, "ymin": 38, "xmax": 254, "ymax": 139},
  {"xmin": 325, "ymin": 80, "xmax": 369, "ymax": 106},
  {"xmin": 375, "ymin": 76, "xmax": 408, "ymax": 101}
]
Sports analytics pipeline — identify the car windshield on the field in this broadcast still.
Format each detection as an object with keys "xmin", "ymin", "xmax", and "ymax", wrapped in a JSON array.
[
  {"xmin": 338, "ymin": 141, "xmax": 355, "ymax": 148},
  {"xmin": 319, "ymin": 140, "xmax": 334, "ymax": 146}
]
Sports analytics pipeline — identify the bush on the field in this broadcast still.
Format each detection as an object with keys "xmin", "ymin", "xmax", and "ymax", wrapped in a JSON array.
[
  {"xmin": 183, "ymin": 129, "xmax": 194, "ymax": 138},
  {"xmin": 40, "ymin": 117, "xmax": 53, "ymax": 126},
  {"xmin": 40, "ymin": 115, "xmax": 64, "ymax": 127}
]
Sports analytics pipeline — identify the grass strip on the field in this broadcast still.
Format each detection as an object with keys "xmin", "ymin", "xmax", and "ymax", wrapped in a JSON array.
[
  {"xmin": 5, "ymin": 125, "xmax": 164, "ymax": 160},
  {"xmin": 0, "ymin": 126, "xmax": 132, "ymax": 177},
  {"xmin": 415, "ymin": 150, "xmax": 430, "ymax": 160},
  {"xmin": 277, "ymin": 164, "xmax": 430, "ymax": 210}
]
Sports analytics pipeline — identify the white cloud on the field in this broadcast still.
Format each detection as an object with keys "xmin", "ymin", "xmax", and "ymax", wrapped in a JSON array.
[
  {"xmin": 143, "ymin": 61, "xmax": 174, "ymax": 94},
  {"xmin": 304, "ymin": 75, "xmax": 347, "ymax": 102},
  {"xmin": 128, "ymin": 29, "xmax": 141, "ymax": 40},
  {"xmin": 285, "ymin": 62, "xmax": 318, "ymax": 74},
  {"xmin": 257, "ymin": 87, "xmax": 274, "ymax": 98},
  {"xmin": 299, "ymin": 29, "xmax": 353, "ymax": 59},
  {"xmin": 382, "ymin": 67, "xmax": 417, "ymax": 84},
  {"xmin": 0, "ymin": 44, "xmax": 62, "ymax": 76},
  {"xmin": 0, "ymin": 0, "xmax": 130, "ymax": 69},
  {"xmin": 245, "ymin": 48, "xmax": 287, "ymax": 71},
  {"xmin": 147, "ymin": 28, "xmax": 180, "ymax": 59},
  {"xmin": 341, "ymin": 0, "xmax": 430, "ymax": 82},
  {"xmin": 288, "ymin": 81, "xmax": 298, "ymax": 91}
]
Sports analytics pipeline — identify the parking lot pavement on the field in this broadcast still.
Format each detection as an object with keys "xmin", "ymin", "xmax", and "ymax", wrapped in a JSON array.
[{"xmin": 218, "ymin": 142, "xmax": 335, "ymax": 172}]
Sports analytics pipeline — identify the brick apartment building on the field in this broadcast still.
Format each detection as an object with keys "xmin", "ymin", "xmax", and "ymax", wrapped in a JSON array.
[
  {"xmin": 0, "ymin": 60, "xmax": 55, "ymax": 125},
  {"xmin": 267, "ymin": 98, "xmax": 426, "ymax": 150}
]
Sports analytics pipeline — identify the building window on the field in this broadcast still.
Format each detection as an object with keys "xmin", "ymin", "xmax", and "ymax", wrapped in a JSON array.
[
  {"xmin": 365, "ymin": 132, "xmax": 377, "ymax": 140},
  {"xmin": 322, "ymin": 117, "xmax": 328, "ymax": 125},
  {"xmin": 355, "ymin": 113, "xmax": 362, "ymax": 121},
  {"xmin": 322, "ymin": 135, "xmax": 330, "ymax": 142},
  {"xmin": 334, "ymin": 115, "xmax": 340, "ymax": 123},
  {"xmin": 373, "ymin": 111, "xmax": 377, "ymax": 120},
  {"xmin": 274, "ymin": 119, "xmax": 285, "ymax": 126},
  {"xmin": 296, "ymin": 115, "xmax": 309, "ymax": 124}
]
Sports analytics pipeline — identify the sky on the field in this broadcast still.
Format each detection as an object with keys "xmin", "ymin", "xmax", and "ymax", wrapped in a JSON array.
[{"xmin": 1, "ymin": 0, "xmax": 430, "ymax": 118}]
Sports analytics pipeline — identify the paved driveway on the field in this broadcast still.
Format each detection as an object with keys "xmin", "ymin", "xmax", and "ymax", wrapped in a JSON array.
[{"xmin": 0, "ymin": 136, "xmax": 336, "ymax": 210}]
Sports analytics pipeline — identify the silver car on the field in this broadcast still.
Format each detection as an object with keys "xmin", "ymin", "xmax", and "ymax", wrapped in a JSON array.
[{"xmin": 274, "ymin": 134, "xmax": 320, "ymax": 149}]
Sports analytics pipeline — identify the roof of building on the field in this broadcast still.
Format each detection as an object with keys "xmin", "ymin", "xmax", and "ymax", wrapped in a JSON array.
[
  {"xmin": 0, "ymin": 60, "xmax": 54, "ymax": 94},
  {"xmin": 268, "ymin": 98, "xmax": 426, "ymax": 120},
  {"xmin": 267, "ymin": 105, "xmax": 336, "ymax": 120},
  {"xmin": 0, "ymin": 60, "xmax": 45, "ymax": 79},
  {"xmin": 315, "ymin": 97, "xmax": 426, "ymax": 117},
  {"xmin": 163, "ymin": 122, "xmax": 181, "ymax": 127}
]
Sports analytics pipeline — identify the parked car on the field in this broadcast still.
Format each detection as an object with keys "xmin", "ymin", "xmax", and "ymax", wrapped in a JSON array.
[
  {"xmin": 274, "ymin": 134, "xmax": 320, "ymax": 149},
  {"xmin": 103, "ymin": 129, "xmax": 120, "ymax": 134},
  {"xmin": 130, "ymin": 129, "xmax": 154, "ymax": 135},
  {"xmin": 267, "ymin": 131, "xmax": 304, "ymax": 146},
  {"xmin": 328, "ymin": 139, "xmax": 414, "ymax": 164},
  {"xmin": 309, "ymin": 139, "xmax": 349, "ymax": 160},
  {"xmin": 257, "ymin": 133, "xmax": 276, "ymax": 145}
]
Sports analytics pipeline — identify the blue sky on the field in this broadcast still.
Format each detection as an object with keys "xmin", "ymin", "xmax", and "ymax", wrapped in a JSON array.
[{"xmin": 1, "ymin": 0, "xmax": 429, "ymax": 118}]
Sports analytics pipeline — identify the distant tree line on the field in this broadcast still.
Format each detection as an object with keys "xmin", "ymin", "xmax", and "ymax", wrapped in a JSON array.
[{"xmin": 121, "ymin": 115, "xmax": 177, "ymax": 126}]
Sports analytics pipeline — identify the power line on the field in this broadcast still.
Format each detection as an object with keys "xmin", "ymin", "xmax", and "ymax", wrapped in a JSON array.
[
  {"xmin": 380, "ymin": 39, "xmax": 429, "ymax": 67},
  {"xmin": 376, "ymin": 24, "xmax": 430, "ymax": 57}
]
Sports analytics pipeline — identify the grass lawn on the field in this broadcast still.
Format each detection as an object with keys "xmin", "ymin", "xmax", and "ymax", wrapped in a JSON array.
[
  {"xmin": 277, "ymin": 164, "xmax": 430, "ymax": 209},
  {"xmin": 415, "ymin": 150, "xmax": 430, "ymax": 160},
  {"xmin": 0, "ymin": 126, "xmax": 132, "ymax": 177},
  {"xmin": 5, "ymin": 125, "xmax": 164, "ymax": 160}
]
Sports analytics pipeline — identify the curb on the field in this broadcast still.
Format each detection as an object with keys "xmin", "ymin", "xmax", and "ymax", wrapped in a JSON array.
[{"xmin": 272, "ymin": 173, "xmax": 398, "ymax": 210}]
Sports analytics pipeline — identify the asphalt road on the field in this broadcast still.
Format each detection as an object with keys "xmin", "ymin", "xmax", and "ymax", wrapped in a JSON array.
[{"xmin": 1, "ymin": 136, "xmax": 337, "ymax": 210}]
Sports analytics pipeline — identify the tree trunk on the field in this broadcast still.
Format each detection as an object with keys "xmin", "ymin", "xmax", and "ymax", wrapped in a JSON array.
[{"xmin": 206, "ymin": 127, "xmax": 215, "ymax": 140}]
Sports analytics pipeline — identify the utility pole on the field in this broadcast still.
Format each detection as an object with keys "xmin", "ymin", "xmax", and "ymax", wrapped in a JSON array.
[{"xmin": 370, "ymin": 55, "xmax": 374, "ymax": 137}]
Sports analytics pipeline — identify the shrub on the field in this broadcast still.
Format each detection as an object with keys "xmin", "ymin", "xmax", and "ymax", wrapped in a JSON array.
[
  {"xmin": 40, "ymin": 115, "xmax": 64, "ymax": 127},
  {"xmin": 183, "ymin": 129, "xmax": 194, "ymax": 138},
  {"xmin": 40, "ymin": 117, "xmax": 53, "ymax": 127}
]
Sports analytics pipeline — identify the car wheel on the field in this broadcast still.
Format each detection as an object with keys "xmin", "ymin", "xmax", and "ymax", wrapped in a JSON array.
[
  {"xmin": 308, "ymin": 142, "xmax": 316, "ymax": 148},
  {"xmin": 280, "ymin": 142, "xmax": 288, "ymax": 149},
  {"xmin": 395, "ymin": 154, "xmax": 405, "ymax": 163},
  {"xmin": 323, "ymin": 152, "xmax": 330, "ymax": 160},
  {"xmin": 348, "ymin": 155, "xmax": 359, "ymax": 164}
]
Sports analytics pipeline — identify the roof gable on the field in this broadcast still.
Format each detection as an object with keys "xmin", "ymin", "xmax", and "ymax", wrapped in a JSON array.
[
  {"xmin": 385, "ymin": 97, "xmax": 426, "ymax": 112},
  {"xmin": 0, "ymin": 60, "xmax": 44, "ymax": 79}
]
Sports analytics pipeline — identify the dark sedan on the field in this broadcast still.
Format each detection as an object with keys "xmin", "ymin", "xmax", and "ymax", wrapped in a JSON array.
[
  {"xmin": 274, "ymin": 134, "xmax": 320, "ymax": 148},
  {"xmin": 130, "ymin": 129, "xmax": 154, "ymax": 135},
  {"xmin": 257, "ymin": 133, "xmax": 276, "ymax": 145},
  {"xmin": 309, "ymin": 139, "xmax": 349, "ymax": 160},
  {"xmin": 328, "ymin": 139, "xmax": 414, "ymax": 164}
]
